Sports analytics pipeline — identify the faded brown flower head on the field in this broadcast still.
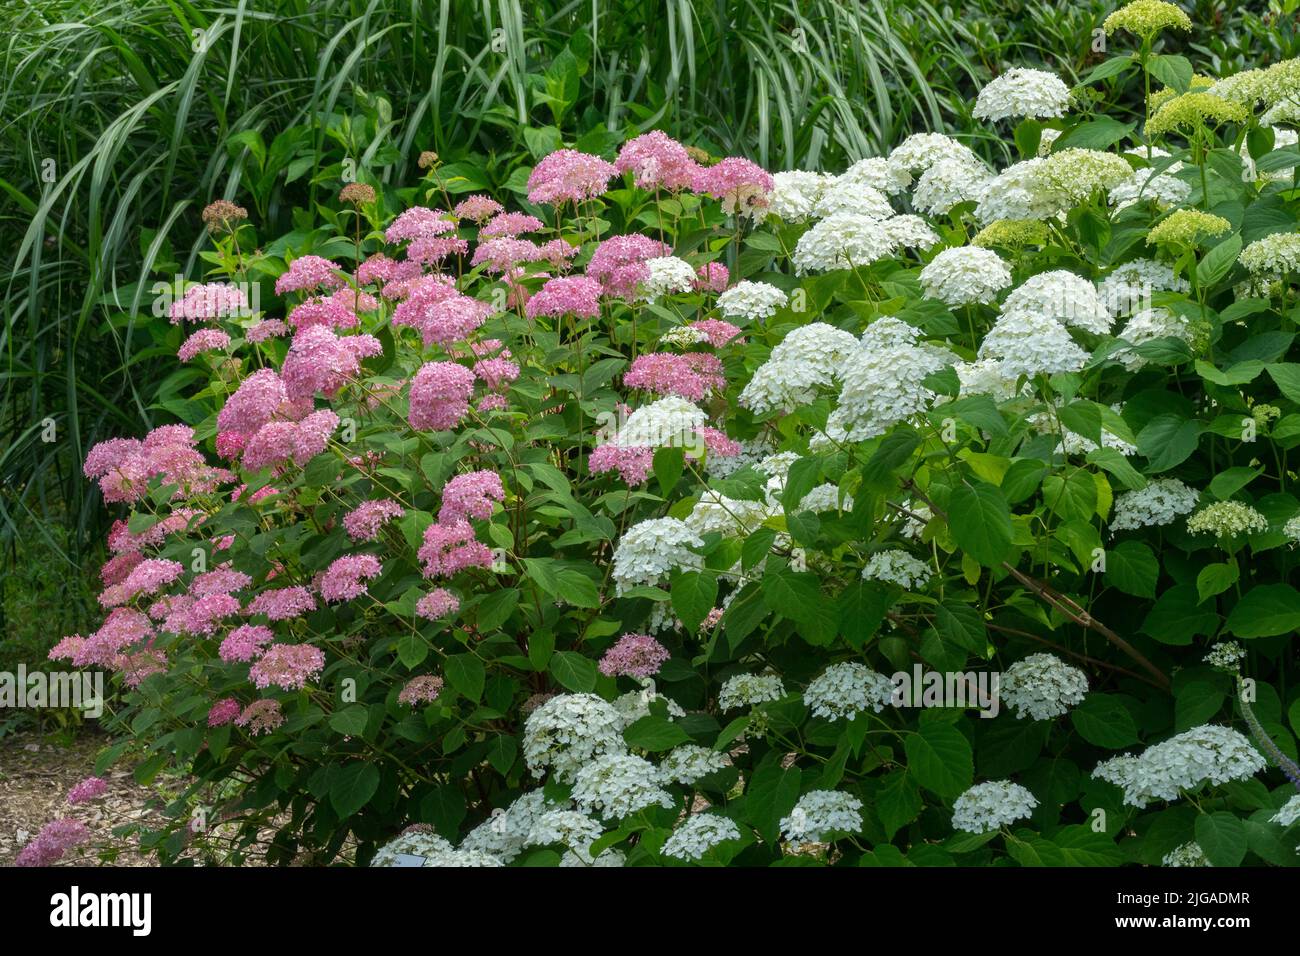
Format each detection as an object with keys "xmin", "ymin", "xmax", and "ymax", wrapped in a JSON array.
[
  {"xmin": 339, "ymin": 182, "xmax": 376, "ymax": 206},
  {"xmin": 684, "ymin": 145, "xmax": 713, "ymax": 165},
  {"xmin": 201, "ymin": 200, "xmax": 248, "ymax": 234},
  {"xmin": 417, "ymin": 150, "xmax": 440, "ymax": 170}
]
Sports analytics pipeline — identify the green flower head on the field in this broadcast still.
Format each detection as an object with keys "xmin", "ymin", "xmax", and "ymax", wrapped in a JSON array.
[
  {"xmin": 1103, "ymin": 0, "xmax": 1193, "ymax": 39},
  {"xmin": 1146, "ymin": 209, "xmax": 1231, "ymax": 246},
  {"xmin": 972, "ymin": 219, "xmax": 1052, "ymax": 249},
  {"xmin": 1146, "ymin": 92, "xmax": 1249, "ymax": 137}
]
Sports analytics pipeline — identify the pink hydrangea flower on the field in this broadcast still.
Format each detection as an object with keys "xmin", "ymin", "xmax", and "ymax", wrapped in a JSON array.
[
  {"xmin": 624, "ymin": 352, "xmax": 725, "ymax": 401},
  {"xmin": 398, "ymin": 675, "xmax": 445, "ymax": 706},
  {"xmin": 480, "ymin": 212, "xmax": 545, "ymax": 238},
  {"xmin": 690, "ymin": 318, "xmax": 744, "ymax": 347},
  {"xmin": 598, "ymin": 633, "xmax": 670, "ymax": 677},
  {"xmin": 320, "ymin": 554, "xmax": 382, "ymax": 602},
  {"xmin": 219, "ymin": 623, "xmax": 274, "ymax": 663},
  {"xmin": 343, "ymin": 499, "xmax": 406, "ymax": 542},
  {"xmin": 287, "ymin": 296, "xmax": 358, "ymax": 330},
  {"xmin": 408, "ymin": 361, "xmax": 476, "ymax": 431},
  {"xmin": 235, "ymin": 699, "xmax": 284, "ymax": 735},
  {"xmin": 275, "ymin": 254, "xmax": 344, "ymax": 295},
  {"xmin": 692, "ymin": 157, "xmax": 774, "ymax": 216},
  {"xmin": 415, "ymin": 588, "xmax": 460, "ymax": 619},
  {"xmin": 418, "ymin": 520, "xmax": 494, "ymax": 578},
  {"xmin": 439, "ymin": 470, "xmax": 505, "ymax": 523},
  {"xmin": 385, "ymin": 206, "xmax": 455, "ymax": 244},
  {"xmin": 67, "ymin": 776, "xmax": 108, "ymax": 805},
  {"xmin": 247, "ymin": 318, "xmax": 288, "ymax": 343},
  {"xmin": 453, "ymin": 195, "xmax": 504, "ymax": 223},
  {"xmin": 249, "ymin": 643, "xmax": 326, "ymax": 690},
  {"xmin": 525, "ymin": 275, "xmax": 602, "ymax": 319},
  {"xmin": 470, "ymin": 237, "xmax": 542, "ymax": 274},
  {"xmin": 694, "ymin": 261, "xmax": 729, "ymax": 293},
  {"xmin": 245, "ymin": 586, "xmax": 316, "ymax": 621},
  {"xmin": 15, "ymin": 818, "xmax": 90, "ymax": 867},
  {"xmin": 168, "ymin": 282, "xmax": 249, "ymax": 323},
  {"xmin": 190, "ymin": 567, "xmax": 252, "ymax": 597},
  {"xmin": 281, "ymin": 325, "xmax": 381, "ymax": 402},
  {"xmin": 615, "ymin": 131, "xmax": 698, "ymax": 191},
  {"xmin": 526, "ymin": 149, "xmax": 617, "ymax": 204},
  {"xmin": 588, "ymin": 444, "xmax": 653, "ymax": 485},
  {"xmin": 586, "ymin": 234, "xmax": 672, "ymax": 298},
  {"xmin": 178, "ymin": 328, "xmax": 232, "ymax": 362},
  {"xmin": 207, "ymin": 697, "xmax": 242, "ymax": 727},
  {"xmin": 394, "ymin": 288, "xmax": 491, "ymax": 347}
]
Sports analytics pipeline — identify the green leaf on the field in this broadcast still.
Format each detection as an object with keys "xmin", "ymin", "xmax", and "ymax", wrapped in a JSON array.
[
  {"xmin": 1106, "ymin": 540, "xmax": 1158, "ymax": 598},
  {"xmin": 1208, "ymin": 466, "xmax": 1262, "ymax": 500},
  {"xmin": 653, "ymin": 446, "xmax": 684, "ymax": 496},
  {"xmin": 1194, "ymin": 812, "xmax": 1247, "ymax": 867},
  {"xmin": 948, "ymin": 481, "xmax": 1013, "ymax": 567},
  {"xmin": 1196, "ymin": 234, "xmax": 1242, "ymax": 287},
  {"xmin": 396, "ymin": 633, "xmax": 429, "ymax": 669},
  {"xmin": 329, "ymin": 706, "xmax": 369, "ymax": 737},
  {"xmin": 1149, "ymin": 54, "xmax": 1193, "ymax": 92},
  {"xmin": 487, "ymin": 735, "xmax": 518, "ymax": 774},
  {"xmin": 623, "ymin": 714, "xmax": 690, "ymax": 752},
  {"xmin": 670, "ymin": 570, "xmax": 718, "ymax": 633},
  {"xmin": 549, "ymin": 651, "xmax": 598, "ymax": 692},
  {"xmin": 903, "ymin": 722, "xmax": 973, "ymax": 798},
  {"xmin": 444, "ymin": 654, "xmax": 486, "ymax": 701},
  {"xmin": 1141, "ymin": 584, "xmax": 1218, "ymax": 645},
  {"xmin": 1137, "ymin": 414, "xmax": 1201, "ymax": 473},
  {"xmin": 1226, "ymin": 584, "xmax": 1300, "ymax": 638},
  {"xmin": 875, "ymin": 770, "xmax": 922, "ymax": 838},
  {"xmin": 1268, "ymin": 364, "xmax": 1300, "ymax": 404},
  {"xmin": 1053, "ymin": 116, "xmax": 1135, "ymax": 151},
  {"xmin": 861, "ymin": 428, "xmax": 921, "ymax": 487},
  {"xmin": 838, "ymin": 580, "xmax": 892, "ymax": 649},
  {"xmin": 1070, "ymin": 694, "xmax": 1139, "ymax": 748},
  {"xmin": 1196, "ymin": 561, "xmax": 1239, "ymax": 604},
  {"xmin": 329, "ymin": 762, "xmax": 380, "ymax": 819}
]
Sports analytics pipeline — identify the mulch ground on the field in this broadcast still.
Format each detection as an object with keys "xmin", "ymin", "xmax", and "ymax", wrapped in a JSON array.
[{"xmin": 0, "ymin": 730, "xmax": 193, "ymax": 866}]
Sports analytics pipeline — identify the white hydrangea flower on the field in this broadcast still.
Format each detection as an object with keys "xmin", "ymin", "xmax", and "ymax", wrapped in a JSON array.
[
  {"xmin": 1284, "ymin": 513, "xmax": 1300, "ymax": 546},
  {"xmin": 1186, "ymin": 501, "xmax": 1270, "ymax": 538},
  {"xmin": 1271, "ymin": 794, "xmax": 1300, "ymax": 827},
  {"xmin": 738, "ymin": 322, "xmax": 860, "ymax": 414},
  {"xmin": 912, "ymin": 155, "xmax": 993, "ymax": 216},
  {"xmin": 662, "ymin": 813, "xmax": 743, "ymax": 861},
  {"xmin": 718, "ymin": 672, "xmax": 786, "ymax": 709},
  {"xmin": 717, "ymin": 280, "xmax": 789, "ymax": 322},
  {"xmin": 371, "ymin": 830, "xmax": 456, "ymax": 866},
  {"xmin": 973, "ymin": 67, "xmax": 1071, "ymax": 122},
  {"xmin": 756, "ymin": 450, "xmax": 802, "ymax": 480},
  {"xmin": 1036, "ymin": 128, "xmax": 1061, "ymax": 155},
  {"xmin": 612, "ymin": 685, "xmax": 686, "ymax": 729},
  {"xmin": 919, "ymin": 247, "xmax": 1012, "ymax": 306},
  {"xmin": 460, "ymin": 789, "xmax": 568, "ymax": 861},
  {"xmin": 685, "ymin": 488, "xmax": 775, "ymax": 537},
  {"xmin": 1097, "ymin": 258, "xmax": 1189, "ymax": 315},
  {"xmin": 803, "ymin": 661, "xmax": 894, "ymax": 720},
  {"xmin": 659, "ymin": 325, "xmax": 708, "ymax": 347},
  {"xmin": 768, "ymin": 170, "xmax": 834, "ymax": 222},
  {"xmin": 792, "ymin": 212, "xmax": 898, "ymax": 274},
  {"xmin": 861, "ymin": 549, "xmax": 932, "ymax": 590},
  {"xmin": 1000, "ymin": 653, "xmax": 1089, "ymax": 720},
  {"xmin": 954, "ymin": 358, "xmax": 1020, "ymax": 400},
  {"xmin": 659, "ymin": 744, "xmax": 732, "ymax": 785},
  {"xmin": 1031, "ymin": 401, "xmax": 1136, "ymax": 457},
  {"xmin": 559, "ymin": 846, "xmax": 626, "ymax": 866},
  {"xmin": 1163, "ymin": 842, "xmax": 1212, "ymax": 867},
  {"xmin": 899, "ymin": 501, "xmax": 933, "ymax": 539},
  {"xmin": 973, "ymin": 158, "xmax": 1062, "ymax": 224},
  {"xmin": 780, "ymin": 790, "xmax": 864, "ymax": 843},
  {"xmin": 880, "ymin": 214, "xmax": 940, "ymax": 251},
  {"xmin": 951, "ymin": 780, "xmax": 1039, "ymax": 832},
  {"xmin": 571, "ymin": 752, "xmax": 676, "ymax": 819},
  {"xmin": 1110, "ymin": 478, "xmax": 1200, "ymax": 531},
  {"xmin": 1239, "ymin": 126, "xmax": 1298, "ymax": 182},
  {"xmin": 526, "ymin": 809, "xmax": 604, "ymax": 852},
  {"xmin": 1240, "ymin": 232, "xmax": 1300, "ymax": 275},
  {"xmin": 1000, "ymin": 270, "xmax": 1113, "ymax": 335},
  {"xmin": 812, "ymin": 179, "xmax": 894, "ymax": 219},
  {"xmin": 1091, "ymin": 725, "xmax": 1266, "ymax": 808},
  {"xmin": 825, "ymin": 332, "xmax": 951, "ymax": 443},
  {"xmin": 840, "ymin": 156, "xmax": 913, "ymax": 195},
  {"xmin": 706, "ymin": 435, "xmax": 774, "ymax": 478},
  {"xmin": 1204, "ymin": 641, "xmax": 1247, "ymax": 671},
  {"xmin": 888, "ymin": 132, "xmax": 980, "ymax": 174},
  {"xmin": 979, "ymin": 310, "xmax": 1088, "ymax": 379},
  {"xmin": 640, "ymin": 256, "xmax": 699, "ymax": 301},
  {"xmin": 1110, "ymin": 166, "xmax": 1192, "ymax": 209},
  {"xmin": 522, "ymin": 693, "xmax": 626, "ymax": 782},
  {"xmin": 612, "ymin": 517, "xmax": 705, "ymax": 592},
  {"xmin": 614, "ymin": 395, "xmax": 708, "ymax": 449},
  {"xmin": 797, "ymin": 482, "xmax": 853, "ymax": 514}
]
